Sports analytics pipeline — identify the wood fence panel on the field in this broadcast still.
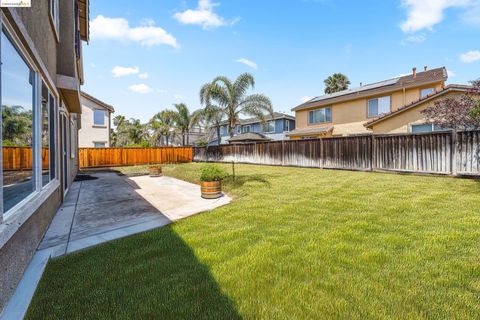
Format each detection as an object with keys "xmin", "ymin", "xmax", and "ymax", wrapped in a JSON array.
[
  {"xmin": 78, "ymin": 147, "xmax": 192, "ymax": 168},
  {"xmin": 193, "ymin": 130, "xmax": 480, "ymax": 176},
  {"xmin": 2, "ymin": 147, "xmax": 49, "ymax": 171}
]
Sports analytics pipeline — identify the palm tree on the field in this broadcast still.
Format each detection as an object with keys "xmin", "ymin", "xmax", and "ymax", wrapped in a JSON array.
[
  {"xmin": 324, "ymin": 73, "xmax": 351, "ymax": 94},
  {"xmin": 127, "ymin": 118, "xmax": 147, "ymax": 145},
  {"xmin": 194, "ymin": 105, "xmax": 224, "ymax": 146},
  {"xmin": 172, "ymin": 103, "xmax": 203, "ymax": 146},
  {"xmin": 150, "ymin": 110, "xmax": 176, "ymax": 146},
  {"xmin": 200, "ymin": 73, "xmax": 274, "ymax": 138}
]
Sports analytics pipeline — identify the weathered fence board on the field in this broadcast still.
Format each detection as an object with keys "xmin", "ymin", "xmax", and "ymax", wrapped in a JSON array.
[
  {"xmin": 194, "ymin": 130, "xmax": 480, "ymax": 176},
  {"xmin": 79, "ymin": 147, "xmax": 192, "ymax": 168}
]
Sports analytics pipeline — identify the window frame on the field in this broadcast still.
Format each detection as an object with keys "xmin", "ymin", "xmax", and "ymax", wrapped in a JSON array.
[
  {"xmin": 49, "ymin": 0, "xmax": 60, "ymax": 41},
  {"xmin": 1, "ymin": 18, "xmax": 60, "ymax": 222},
  {"xmin": 420, "ymin": 87, "xmax": 435, "ymax": 98},
  {"xmin": 241, "ymin": 125, "xmax": 251, "ymax": 133},
  {"xmin": 308, "ymin": 107, "xmax": 332, "ymax": 125},
  {"xmin": 93, "ymin": 141, "xmax": 107, "ymax": 148},
  {"xmin": 93, "ymin": 109, "xmax": 106, "ymax": 127},
  {"xmin": 367, "ymin": 95, "xmax": 391, "ymax": 118},
  {"xmin": 265, "ymin": 120, "xmax": 275, "ymax": 133}
]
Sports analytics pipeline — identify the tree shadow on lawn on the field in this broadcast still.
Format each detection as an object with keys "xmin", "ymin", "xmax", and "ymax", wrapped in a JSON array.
[
  {"xmin": 224, "ymin": 174, "xmax": 271, "ymax": 189},
  {"xmin": 26, "ymin": 187, "xmax": 242, "ymax": 319}
]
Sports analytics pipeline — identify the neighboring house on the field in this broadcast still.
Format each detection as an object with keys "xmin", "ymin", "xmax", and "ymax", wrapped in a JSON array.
[
  {"xmin": 210, "ymin": 112, "xmax": 295, "ymax": 145},
  {"xmin": 226, "ymin": 132, "xmax": 273, "ymax": 144},
  {"xmin": 364, "ymin": 84, "xmax": 470, "ymax": 133},
  {"xmin": 0, "ymin": 0, "xmax": 89, "ymax": 311},
  {"xmin": 288, "ymin": 67, "xmax": 449, "ymax": 139},
  {"xmin": 79, "ymin": 92, "xmax": 115, "ymax": 147}
]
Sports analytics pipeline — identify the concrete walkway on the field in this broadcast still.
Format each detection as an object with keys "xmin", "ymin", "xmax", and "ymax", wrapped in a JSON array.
[{"xmin": 1, "ymin": 172, "xmax": 231, "ymax": 320}]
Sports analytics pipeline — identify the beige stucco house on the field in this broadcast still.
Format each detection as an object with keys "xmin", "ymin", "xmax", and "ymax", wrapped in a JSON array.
[
  {"xmin": 288, "ymin": 67, "xmax": 450, "ymax": 139},
  {"xmin": 0, "ymin": 0, "xmax": 89, "ymax": 311},
  {"xmin": 79, "ymin": 92, "xmax": 115, "ymax": 147}
]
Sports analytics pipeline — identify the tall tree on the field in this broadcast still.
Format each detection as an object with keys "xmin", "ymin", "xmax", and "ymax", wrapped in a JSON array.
[
  {"xmin": 421, "ymin": 80, "xmax": 480, "ymax": 130},
  {"xmin": 324, "ymin": 73, "xmax": 351, "ymax": 94},
  {"xmin": 195, "ymin": 105, "xmax": 224, "ymax": 146},
  {"xmin": 172, "ymin": 103, "xmax": 203, "ymax": 146},
  {"xmin": 200, "ymin": 73, "xmax": 274, "ymax": 138},
  {"xmin": 127, "ymin": 118, "xmax": 148, "ymax": 145},
  {"xmin": 150, "ymin": 110, "xmax": 176, "ymax": 146}
]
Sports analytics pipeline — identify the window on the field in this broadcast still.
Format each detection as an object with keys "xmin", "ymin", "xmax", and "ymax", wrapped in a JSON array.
[
  {"xmin": 285, "ymin": 120, "xmax": 290, "ymax": 132},
  {"xmin": 93, "ymin": 109, "xmax": 105, "ymax": 126},
  {"xmin": 265, "ymin": 121, "xmax": 275, "ymax": 133},
  {"xmin": 41, "ymin": 82, "xmax": 50, "ymax": 186},
  {"xmin": 1, "ymin": 30, "xmax": 35, "ymax": 212},
  {"xmin": 94, "ymin": 142, "xmax": 106, "ymax": 148},
  {"xmin": 420, "ymin": 87, "xmax": 435, "ymax": 98},
  {"xmin": 70, "ymin": 115, "xmax": 77, "ymax": 158},
  {"xmin": 49, "ymin": 0, "xmax": 59, "ymax": 35},
  {"xmin": 241, "ymin": 125, "xmax": 251, "ymax": 133},
  {"xmin": 237, "ymin": 125, "xmax": 241, "ymax": 134},
  {"xmin": 411, "ymin": 124, "xmax": 451, "ymax": 133},
  {"xmin": 368, "ymin": 96, "xmax": 391, "ymax": 117},
  {"xmin": 48, "ymin": 94, "xmax": 57, "ymax": 181},
  {"xmin": 308, "ymin": 107, "xmax": 332, "ymax": 124}
]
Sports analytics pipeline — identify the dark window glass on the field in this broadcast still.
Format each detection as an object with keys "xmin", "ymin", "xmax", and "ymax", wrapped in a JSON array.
[
  {"xmin": 308, "ymin": 108, "xmax": 331, "ymax": 124},
  {"xmin": 41, "ymin": 82, "xmax": 50, "ymax": 186},
  {"xmin": 1, "ymin": 31, "xmax": 35, "ymax": 212},
  {"xmin": 49, "ymin": 94, "xmax": 56, "ymax": 180}
]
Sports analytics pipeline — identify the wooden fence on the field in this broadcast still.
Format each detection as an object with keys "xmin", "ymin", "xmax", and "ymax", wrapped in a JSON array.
[
  {"xmin": 2, "ymin": 147, "xmax": 49, "ymax": 171},
  {"xmin": 78, "ymin": 147, "xmax": 192, "ymax": 168},
  {"xmin": 193, "ymin": 130, "xmax": 480, "ymax": 176}
]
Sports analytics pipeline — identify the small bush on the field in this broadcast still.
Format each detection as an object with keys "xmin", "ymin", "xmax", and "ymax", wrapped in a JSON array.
[{"xmin": 200, "ymin": 164, "xmax": 228, "ymax": 182}]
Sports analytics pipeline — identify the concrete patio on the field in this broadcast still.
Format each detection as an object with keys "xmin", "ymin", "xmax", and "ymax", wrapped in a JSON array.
[{"xmin": 1, "ymin": 171, "xmax": 231, "ymax": 319}]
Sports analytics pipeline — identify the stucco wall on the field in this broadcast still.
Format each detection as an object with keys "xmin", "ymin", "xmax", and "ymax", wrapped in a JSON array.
[
  {"xmin": 0, "ymin": 188, "xmax": 61, "ymax": 311},
  {"xmin": 294, "ymin": 82, "xmax": 445, "ymax": 136},
  {"xmin": 9, "ymin": 2, "xmax": 57, "ymax": 82},
  {"xmin": 78, "ymin": 98, "xmax": 111, "ymax": 147},
  {"xmin": 370, "ymin": 92, "xmax": 462, "ymax": 134}
]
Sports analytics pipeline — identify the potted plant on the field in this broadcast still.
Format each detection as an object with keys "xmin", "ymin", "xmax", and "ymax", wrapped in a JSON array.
[
  {"xmin": 199, "ymin": 164, "xmax": 228, "ymax": 199},
  {"xmin": 149, "ymin": 165, "xmax": 162, "ymax": 177}
]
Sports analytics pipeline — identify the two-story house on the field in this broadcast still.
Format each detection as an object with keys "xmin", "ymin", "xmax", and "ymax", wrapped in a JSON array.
[
  {"xmin": 79, "ymin": 92, "xmax": 115, "ymax": 148},
  {"xmin": 211, "ymin": 112, "xmax": 295, "ymax": 145},
  {"xmin": 288, "ymin": 67, "xmax": 451, "ymax": 139},
  {"xmin": 0, "ymin": 0, "xmax": 89, "ymax": 311}
]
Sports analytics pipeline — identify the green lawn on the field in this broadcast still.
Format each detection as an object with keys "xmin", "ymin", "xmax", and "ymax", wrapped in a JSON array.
[{"xmin": 27, "ymin": 164, "xmax": 480, "ymax": 319}]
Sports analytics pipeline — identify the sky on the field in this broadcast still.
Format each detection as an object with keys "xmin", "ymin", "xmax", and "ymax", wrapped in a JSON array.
[{"xmin": 81, "ymin": 0, "xmax": 480, "ymax": 123}]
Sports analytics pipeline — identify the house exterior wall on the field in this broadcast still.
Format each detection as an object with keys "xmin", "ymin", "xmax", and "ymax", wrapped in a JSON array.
[
  {"xmin": 0, "ymin": 2, "xmax": 86, "ymax": 311},
  {"xmin": 214, "ymin": 118, "xmax": 295, "ymax": 144},
  {"xmin": 78, "ymin": 98, "xmax": 112, "ymax": 147},
  {"xmin": 369, "ymin": 92, "xmax": 462, "ymax": 134},
  {"xmin": 291, "ymin": 82, "xmax": 445, "ymax": 139}
]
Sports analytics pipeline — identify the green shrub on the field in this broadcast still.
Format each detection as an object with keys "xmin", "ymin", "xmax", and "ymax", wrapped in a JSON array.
[{"xmin": 200, "ymin": 164, "xmax": 228, "ymax": 182}]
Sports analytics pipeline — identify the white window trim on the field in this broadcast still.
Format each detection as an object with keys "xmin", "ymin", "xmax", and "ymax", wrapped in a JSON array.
[
  {"xmin": 285, "ymin": 120, "xmax": 290, "ymax": 132},
  {"xmin": 265, "ymin": 120, "xmax": 275, "ymax": 133},
  {"xmin": 367, "ymin": 96, "xmax": 391, "ymax": 118},
  {"xmin": 242, "ymin": 125, "xmax": 251, "ymax": 133},
  {"xmin": 0, "ymin": 20, "xmax": 60, "ymax": 223},
  {"xmin": 420, "ymin": 87, "xmax": 435, "ymax": 98},
  {"xmin": 308, "ymin": 107, "xmax": 332, "ymax": 125}
]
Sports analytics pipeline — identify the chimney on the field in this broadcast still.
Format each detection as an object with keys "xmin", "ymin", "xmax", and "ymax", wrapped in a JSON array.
[
  {"xmin": 360, "ymin": 82, "xmax": 363, "ymax": 87},
  {"xmin": 424, "ymin": 65, "xmax": 428, "ymax": 71},
  {"xmin": 412, "ymin": 67, "xmax": 417, "ymax": 78}
]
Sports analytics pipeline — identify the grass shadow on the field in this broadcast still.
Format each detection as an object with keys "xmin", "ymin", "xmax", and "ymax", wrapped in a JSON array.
[
  {"xmin": 224, "ymin": 174, "xmax": 272, "ymax": 189},
  {"xmin": 25, "ymin": 173, "xmax": 242, "ymax": 320}
]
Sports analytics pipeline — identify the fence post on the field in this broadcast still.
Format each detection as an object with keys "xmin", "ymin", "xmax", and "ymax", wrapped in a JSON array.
[
  {"xmin": 451, "ymin": 130, "xmax": 457, "ymax": 176},
  {"xmin": 281, "ymin": 140, "xmax": 285, "ymax": 166},
  {"xmin": 370, "ymin": 135, "xmax": 375, "ymax": 172}
]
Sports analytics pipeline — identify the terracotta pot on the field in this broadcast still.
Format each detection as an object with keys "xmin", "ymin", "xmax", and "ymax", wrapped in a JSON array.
[
  {"xmin": 200, "ymin": 181, "xmax": 222, "ymax": 199},
  {"xmin": 149, "ymin": 166, "xmax": 162, "ymax": 177}
]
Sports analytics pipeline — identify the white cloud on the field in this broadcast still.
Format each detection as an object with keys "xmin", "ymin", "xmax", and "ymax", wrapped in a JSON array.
[
  {"xmin": 138, "ymin": 73, "xmax": 149, "ymax": 79},
  {"xmin": 461, "ymin": 0, "xmax": 480, "ymax": 25},
  {"xmin": 173, "ymin": 0, "xmax": 236, "ymax": 29},
  {"xmin": 400, "ymin": 0, "xmax": 470, "ymax": 33},
  {"xmin": 447, "ymin": 69, "xmax": 456, "ymax": 77},
  {"xmin": 91, "ymin": 15, "xmax": 179, "ymax": 48},
  {"xmin": 129, "ymin": 84, "xmax": 153, "ymax": 94},
  {"xmin": 174, "ymin": 94, "xmax": 183, "ymax": 100},
  {"xmin": 112, "ymin": 66, "xmax": 140, "ymax": 77},
  {"xmin": 460, "ymin": 50, "xmax": 480, "ymax": 63},
  {"xmin": 301, "ymin": 96, "xmax": 313, "ymax": 103},
  {"xmin": 236, "ymin": 58, "xmax": 258, "ymax": 69}
]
